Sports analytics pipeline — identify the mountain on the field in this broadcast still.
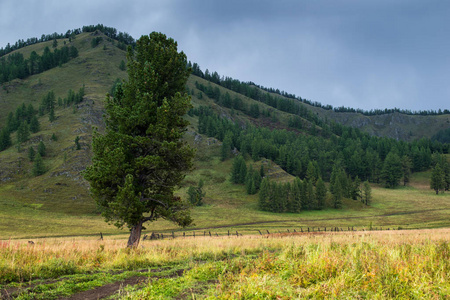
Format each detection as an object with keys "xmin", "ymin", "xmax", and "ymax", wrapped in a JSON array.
[{"xmin": 0, "ymin": 28, "xmax": 449, "ymax": 238}]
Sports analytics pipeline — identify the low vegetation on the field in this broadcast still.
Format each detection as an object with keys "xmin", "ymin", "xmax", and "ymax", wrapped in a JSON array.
[{"xmin": 1, "ymin": 229, "xmax": 449, "ymax": 299}]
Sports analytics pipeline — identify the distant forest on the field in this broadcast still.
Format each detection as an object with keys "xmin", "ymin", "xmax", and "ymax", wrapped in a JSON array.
[
  {"xmin": 0, "ymin": 24, "xmax": 135, "ymax": 58},
  {"xmin": 189, "ymin": 62, "xmax": 450, "ymax": 117},
  {"xmin": 1, "ymin": 24, "xmax": 448, "ymax": 117}
]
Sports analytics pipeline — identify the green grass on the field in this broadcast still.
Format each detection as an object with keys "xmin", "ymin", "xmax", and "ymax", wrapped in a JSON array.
[{"xmin": 0, "ymin": 32, "xmax": 449, "ymax": 240}]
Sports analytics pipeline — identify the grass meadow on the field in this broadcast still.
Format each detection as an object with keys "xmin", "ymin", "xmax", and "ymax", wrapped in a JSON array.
[{"xmin": 1, "ymin": 229, "xmax": 449, "ymax": 299}]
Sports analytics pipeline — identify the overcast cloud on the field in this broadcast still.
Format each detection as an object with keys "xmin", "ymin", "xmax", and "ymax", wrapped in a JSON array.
[{"xmin": 1, "ymin": 0, "xmax": 449, "ymax": 111}]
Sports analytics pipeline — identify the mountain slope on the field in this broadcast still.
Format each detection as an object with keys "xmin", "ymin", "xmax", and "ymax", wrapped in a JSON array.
[{"xmin": 0, "ymin": 29, "xmax": 449, "ymax": 238}]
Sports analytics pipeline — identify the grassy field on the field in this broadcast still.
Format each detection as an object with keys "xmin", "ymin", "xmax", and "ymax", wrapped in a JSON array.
[{"xmin": 1, "ymin": 229, "xmax": 449, "ymax": 299}]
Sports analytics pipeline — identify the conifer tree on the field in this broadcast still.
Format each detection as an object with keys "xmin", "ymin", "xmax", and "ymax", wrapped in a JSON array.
[
  {"xmin": 401, "ymin": 155, "xmax": 412, "ymax": 186},
  {"xmin": 37, "ymin": 141, "xmax": 46, "ymax": 157},
  {"xmin": 381, "ymin": 151, "xmax": 403, "ymax": 188},
  {"xmin": 231, "ymin": 155, "xmax": 246, "ymax": 184},
  {"xmin": 258, "ymin": 177, "xmax": 270, "ymax": 211},
  {"xmin": 362, "ymin": 181, "xmax": 372, "ymax": 205},
  {"xmin": 291, "ymin": 177, "xmax": 302, "ymax": 213},
  {"xmin": 430, "ymin": 164, "xmax": 445, "ymax": 194},
  {"xmin": 315, "ymin": 177, "xmax": 327, "ymax": 210},
  {"xmin": 32, "ymin": 152, "xmax": 45, "ymax": 176},
  {"xmin": 332, "ymin": 179, "xmax": 343, "ymax": 209},
  {"xmin": 29, "ymin": 115, "xmax": 40, "ymax": 133},
  {"xmin": 84, "ymin": 32, "xmax": 194, "ymax": 248},
  {"xmin": 16, "ymin": 121, "xmax": 29, "ymax": 143},
  {"xmin": 28, "ymin": 146, "xmax": 35, "ymax": 161},
  {"xmin": 0, "ymin": 128, "xmax": 12, "ymax": 151}
]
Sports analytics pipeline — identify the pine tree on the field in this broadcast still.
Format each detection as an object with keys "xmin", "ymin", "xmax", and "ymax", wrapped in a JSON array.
[
  {"xmin": 84, "ymin": 32, "xmax": 194, "ymax": 248},
  {"xmin": 258, "ymin": 177, "xmax": 270, "ymax": 211},
  {"xmin": 430, "ymin": 164, "xmax": 445, "ymax": 194},
  {"xmin": 362, "ymin": 181, "xmax": 372, "ymax": 205},
  {"xmin": 28, "ymin": 146, "xmax": 35, "ymax": 161},
  {"xmin": 49, "ymin": 106, "xmax": 56, "ymax": 122},
  {"xmin": 381, "ymin": 151, "xmax": 403, "ymax": 188},
  {"xmin": 306, "ymin": 180, "xmax": 316, "ymax": 210},
  {"xmin": 221, "ymin": 131, "xmax": 233, "ymax": 161},
  {"xmin": 401, "ymin": 155, "xmax": 412, "ymax": 186},
  {"xmin": 16, "ymin": 121, "xmax": 29, "ymax": 143},
  {"xmin": 315, "ymin": 177, "xmax": 327, "ymax": 210},
  {"xmin": 231, "ymin": 155, "xmax": 246, "ymax": 184},
  {"xmin": 32, "ymin": 152, "xmax": 45, "ymax": 176},
  {"xmin": 74, "ymin": 136, "xmax": 81, "ymax": 150},
  {"xmin": 29, "ymin": 115, "xmax": 40, "ymax": 133},
  {"xmin": 37, "ymin": 141, "xmax": 46, "ymax": 157},
  {"xmin": 0, "ymin": 127, "xmax": 12, "ymax": 151},
  {"xmin": 332, "ymin": 179, "xmax": 343, "ymax": 209}
]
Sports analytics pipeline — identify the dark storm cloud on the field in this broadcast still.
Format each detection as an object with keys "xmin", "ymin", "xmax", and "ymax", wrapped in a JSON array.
[{"xmin": 1, "ymin": 0, "xmax": 449, "ymax": 111}]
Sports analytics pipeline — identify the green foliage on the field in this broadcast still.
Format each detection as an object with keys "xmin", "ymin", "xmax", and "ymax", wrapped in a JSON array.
[
  {"xmin": 187, "ymin": 179, "xmax": 206, "ymax": 206},
  {"xmin": 29, "ymin": 115, "xmax": 40, "ymax": 133},
  {"xmin": 74, "ymin": 136, "xmax": 81, "ymax": 150},
  {"xmin": 16, "ymin": 121, "xmax": 29, "ymax": 143},
  {"xmin": 83, "ymin": 32, "xmax": 194, "ymax": 247},
  {"xmin": 0, "ymin": 127, "xmax": 12, "ymax": 151},
  {"xmin": 431, "ymin": 164, "xmax": 445, "ymax": 194},
  {"xmin": 91, "ymin": 36, "xmax": 103, "ymax": 48},
  {"xmin": 362, "ymin": 181, "xmax": 372, "ymax": 205},
  {"xmin": 38, "ymin": 141, "xmax": 46, "ymax": 157},
  {"xmin": 230, "ymin": 155, "xmax": 247, "ymax": 184},
  {"xmin": 119, "ymin": 59, "xmax": 126, "ymax": 71},
  {"xmin": 315, "ymin": 177, "xmax": 327, "ymax": 210},
  {"xmin": 32, "ymin": 152, "xmax": 46, "ymax": 176},
  {"xmin": 381, "ymin": 151, "xmax": 403, "ymax": 188},
  {"xmin": 245, "ymin": 165, "xmax": 262, "ymax": 195},
  {"xmin": 221, "ymin": 131, "xmax": 233, "ymax": 161},
  {"xmin": 28, "ymin": 146, "xmax": 35, "ymax": 161}
]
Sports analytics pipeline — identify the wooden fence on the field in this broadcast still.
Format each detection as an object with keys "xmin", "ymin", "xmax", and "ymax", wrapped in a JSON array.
[{"xmin": 135, "ymin": 225, "xmax": 399, "ymax": 241}]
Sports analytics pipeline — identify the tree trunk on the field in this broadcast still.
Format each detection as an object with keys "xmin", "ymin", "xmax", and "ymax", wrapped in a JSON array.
[{"xmin": 127, "ymin": 220, "xmax": 143, "ymax": 248}]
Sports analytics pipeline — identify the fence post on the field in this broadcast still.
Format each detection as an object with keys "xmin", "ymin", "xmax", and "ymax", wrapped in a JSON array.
[
  {"xmin": 236, "ymin": 231, "xmax": 239, "ymax": 237},
  {"xmin": 209, "ymin": 231, "xmax": 211, "ymax": 237},
  {"xmin": 183, "ymin": 232, "xmax": 185, "ymax": 238},
  {"xmin": 267, "ymin": 230, "xmax": 270, "ymax": 234},
  {"xmin": 307, "ymin": 227, "xmax": 310, "ymax": 232},
  {"xmin": 258, "ymin": 230, "xmax": 262, "ymax": 235},
  {"xmin": 172, "ymin": 232, "xmax": 175, "ymax": 239},
  {"xmin": 100, "ymin": 232, "xmax": 103, "ymax": 240},
  {"xmin": 228, "ymin": 230, "xmax": 230, "ymax": 236},
  {"xmin": 193, "ymin": 231, "xmax": 195, "ymax": 238},
  {"xmin": 293, "ymin": 229, "xmax": 296, "ymax": 233}
]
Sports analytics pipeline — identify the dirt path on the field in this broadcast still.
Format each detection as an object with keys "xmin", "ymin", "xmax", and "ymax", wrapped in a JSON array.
[
  {"xmin": 60, "ymin": 268, "xmax": 185, "ymax": 300},
  {"xmin": 0, "ymin": 268, "xmax": 185, "ymax": 300}
]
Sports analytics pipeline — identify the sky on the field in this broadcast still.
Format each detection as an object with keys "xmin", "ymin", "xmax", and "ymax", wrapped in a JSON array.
[{"xmin": 1, "ymin": 0, "xmax": 449, "ymax": 112}]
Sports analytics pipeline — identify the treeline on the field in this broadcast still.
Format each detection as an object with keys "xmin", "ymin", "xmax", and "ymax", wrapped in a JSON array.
[
  {"xmin": 189, "ymin": 62, "xmax": 450, "ymax": 117},
  {"xmin": 432, "ymin": 128, "xmax": 450, "ymax": 144},
  {"xmin": 81, "ymin": 24, "xmax": 135, "ymax": 47},
  {"xmin": 0, "ymin": 45, "xmax": 78, "ymax": 83},
  {"xmin": 193, "ymin": 80, "xmax": 324, "ymax": 132},
  {"xmin": 0, "ymin": 24, "xmax": 135, "ymax": 57},
  {"xmin": 430, "ymin": 153, "xmax": 450, "ymax": 194},
  {"xmin": 192, "ymin": 107, "xmax": 445, "ymax": 189}
]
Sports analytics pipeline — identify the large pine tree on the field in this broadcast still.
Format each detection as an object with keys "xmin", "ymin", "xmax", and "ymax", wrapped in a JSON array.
[{"xmin": 84, "ymin": 32, "xmax": 194, "ymax": 248}]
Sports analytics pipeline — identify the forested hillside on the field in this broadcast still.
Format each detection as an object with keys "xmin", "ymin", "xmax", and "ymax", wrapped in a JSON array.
[{"xmin": 0, "ymin": 25, "xmax": 449, "ymax": 238}]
